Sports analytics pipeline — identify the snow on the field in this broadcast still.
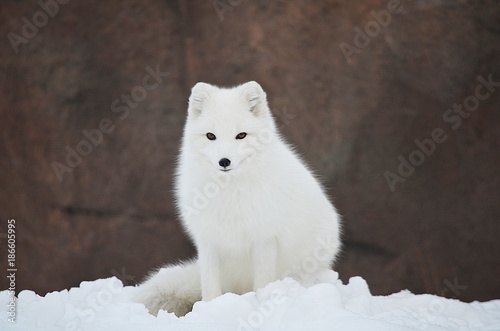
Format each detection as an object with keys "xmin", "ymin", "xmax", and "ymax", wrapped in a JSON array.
[{"xmin": 1, "ymin": 271, "xmax": 499, "ymax": 331}]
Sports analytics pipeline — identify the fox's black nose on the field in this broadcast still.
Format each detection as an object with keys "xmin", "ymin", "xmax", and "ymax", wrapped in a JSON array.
[{"xmin": 219, "ymin": 158, "xmax": 231, "ymax": 168}]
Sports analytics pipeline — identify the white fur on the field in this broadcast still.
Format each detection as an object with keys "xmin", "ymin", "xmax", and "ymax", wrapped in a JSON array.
[{"xmin": 134, "ymin": 81, "xmax": 341, "ymax": 316}]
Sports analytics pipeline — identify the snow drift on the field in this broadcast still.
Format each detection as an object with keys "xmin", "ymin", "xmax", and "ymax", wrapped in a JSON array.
[{"xmin": 1, "ymin": 271, "xmax": 499, "ymax": 330}]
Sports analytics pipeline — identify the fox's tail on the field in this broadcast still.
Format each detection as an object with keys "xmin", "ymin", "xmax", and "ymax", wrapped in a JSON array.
[{"xmin": 133, "ymin": 260, "xmax": 201, "ymax": 316}]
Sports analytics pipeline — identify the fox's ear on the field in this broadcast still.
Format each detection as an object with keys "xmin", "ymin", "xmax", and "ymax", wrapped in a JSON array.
[
  {"xmin": 242, "ymin": 81, "xmax": 267, "ymax": 116},
  {"xmin": 188, "ymin": 82, "xmax": 212, "ymax": 117}
]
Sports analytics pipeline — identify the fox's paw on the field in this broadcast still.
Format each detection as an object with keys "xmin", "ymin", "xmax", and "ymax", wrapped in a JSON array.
[{"xmin": 139, "ymin": 293, "xmax": 195, "ymax": 317}]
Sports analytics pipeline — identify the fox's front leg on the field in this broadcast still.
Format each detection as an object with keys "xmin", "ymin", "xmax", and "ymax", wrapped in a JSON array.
[
  {"xmin": 252, "ymin": 238, "xmax": 278, "ymax": 290},
  {"xmin": 198, "ymin": 243, "xmax": 222, "ymax": 301}
]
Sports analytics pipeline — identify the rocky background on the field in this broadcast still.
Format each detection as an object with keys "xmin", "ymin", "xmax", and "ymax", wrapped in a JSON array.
[{"xmin": 1, "ymin": 0, "xmax": 499, "ymax": 302}]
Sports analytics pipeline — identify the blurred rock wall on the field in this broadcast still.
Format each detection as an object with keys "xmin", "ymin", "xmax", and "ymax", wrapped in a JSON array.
[{"xmin": 0, "ymin": 0, "xmax": 499, "ymax": 302}]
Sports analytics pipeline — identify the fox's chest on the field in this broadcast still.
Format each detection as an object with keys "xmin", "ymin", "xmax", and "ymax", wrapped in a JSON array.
[
  {"xmin": 182, "ymin": 178, "xmax": 286, "ymax": 246},
  {"xmin": 203, "ymin": 184, "xmax": 271, "ymax": 227}
]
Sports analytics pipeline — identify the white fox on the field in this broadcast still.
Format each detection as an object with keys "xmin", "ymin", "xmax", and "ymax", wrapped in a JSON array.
[{"xmin": 134, "ymin": 81, "xmax": 341, "ymax": 316}]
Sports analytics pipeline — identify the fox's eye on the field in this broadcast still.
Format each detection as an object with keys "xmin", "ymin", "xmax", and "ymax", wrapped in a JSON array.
[
  {"xmin": 236, "ymin": 132, "xmax": 247, "ymax": 140},
  {"xmin": 206, "ymin": 133, "xmax": 216, "ymax": 140}
]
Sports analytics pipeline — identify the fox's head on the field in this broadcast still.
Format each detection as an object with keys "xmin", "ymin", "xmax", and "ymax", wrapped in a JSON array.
[{"xmin": 183, "ymin": 81, "xmax": 278, "ymax": 174}]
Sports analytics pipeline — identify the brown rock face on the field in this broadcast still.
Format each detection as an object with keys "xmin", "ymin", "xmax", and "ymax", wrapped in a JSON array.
[{"xmin": 1, "ymin": 0, "xmax": 499, "ymax": 302}]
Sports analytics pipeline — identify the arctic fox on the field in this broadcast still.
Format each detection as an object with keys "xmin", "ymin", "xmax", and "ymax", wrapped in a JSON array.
[{"xmin": 135, "ymin": 81, "xmax": 341, "ymax": 316}]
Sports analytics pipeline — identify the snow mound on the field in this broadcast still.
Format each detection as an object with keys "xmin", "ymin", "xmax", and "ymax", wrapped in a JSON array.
[{"xmin": 1, "ymin": 271, "xmax": 499, "ymax": 330}]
